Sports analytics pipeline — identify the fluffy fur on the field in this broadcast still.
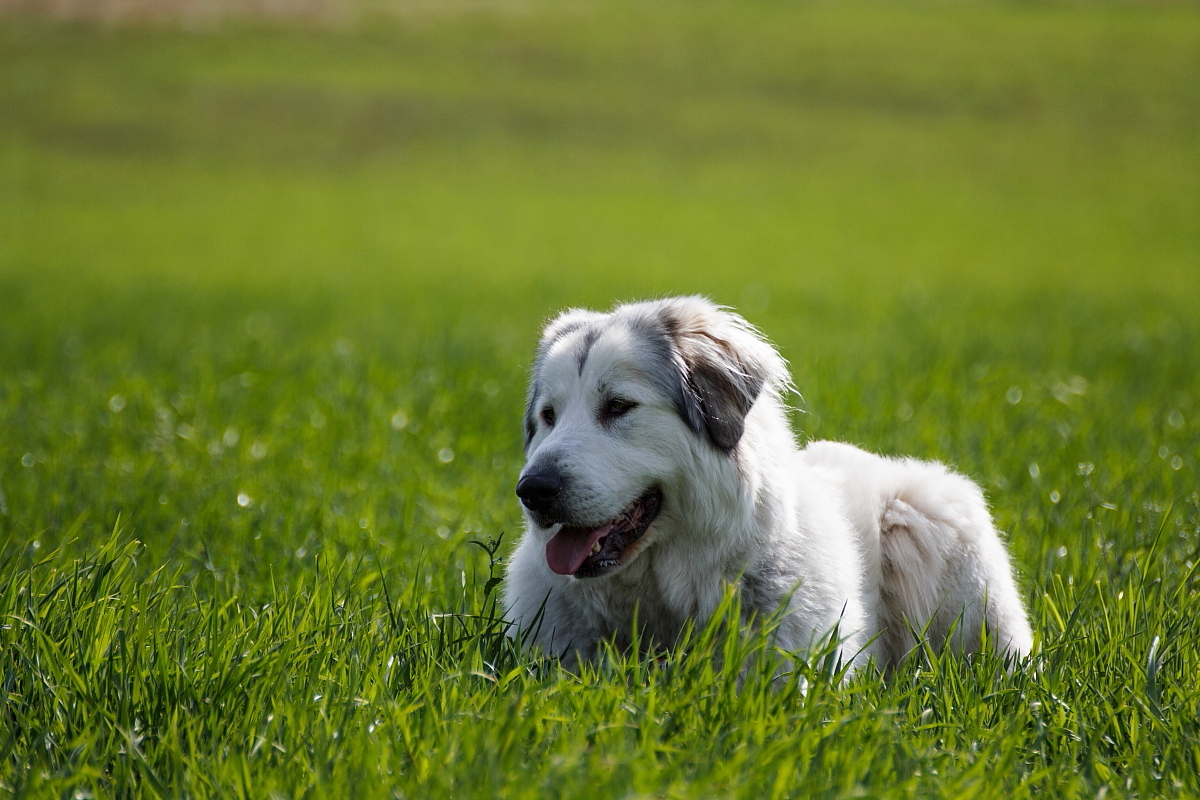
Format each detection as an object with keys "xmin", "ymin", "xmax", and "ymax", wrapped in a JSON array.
[{"xmin": 503, "ymin": 296, "xmax": 1032, "ymax": 671}]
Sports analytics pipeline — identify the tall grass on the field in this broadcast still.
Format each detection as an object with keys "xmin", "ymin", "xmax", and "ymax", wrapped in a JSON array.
[{"xmin": 3, "ymin": 517, "xmax": 1198, "ymax": 797}]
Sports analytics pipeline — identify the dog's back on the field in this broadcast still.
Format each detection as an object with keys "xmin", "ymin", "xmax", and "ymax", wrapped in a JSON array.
[{"xmin": 802, "ymin": 440, "xmax": 1033, "ymax": 666}]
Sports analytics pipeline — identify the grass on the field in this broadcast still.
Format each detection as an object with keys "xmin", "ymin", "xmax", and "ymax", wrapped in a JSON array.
[{"xmin": 1, "ymin": 1, "xmax": 1198, "ymax": 796}]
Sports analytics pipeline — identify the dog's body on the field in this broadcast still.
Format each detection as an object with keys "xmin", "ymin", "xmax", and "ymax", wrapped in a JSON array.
[{"xmin": 503, "ymin": 297, "xmax": 1032, "ymax": 670}]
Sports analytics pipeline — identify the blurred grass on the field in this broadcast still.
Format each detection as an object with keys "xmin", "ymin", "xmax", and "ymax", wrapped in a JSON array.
[
  {"xmin": 1, "ymin": 2, "xmax": 1199, "ymax": 797},
  {"xmin": 2, "ymin": 2, "xmax": 1197, "ymax": 303}
]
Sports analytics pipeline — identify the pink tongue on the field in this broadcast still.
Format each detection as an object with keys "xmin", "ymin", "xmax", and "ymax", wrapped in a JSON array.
[{"xmin": 546, "ymin": 523, "xmax": 614, "ymax": 575}]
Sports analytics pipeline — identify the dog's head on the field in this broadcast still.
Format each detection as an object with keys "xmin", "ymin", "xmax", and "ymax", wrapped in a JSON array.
[{"xmin": 516, "ymin": 296, "xmax": 790, "ymax": 579}]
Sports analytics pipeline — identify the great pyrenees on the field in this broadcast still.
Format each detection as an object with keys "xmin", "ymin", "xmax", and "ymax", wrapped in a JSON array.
[{"xmin": 503, "ymin": 296, "xmax": 1032, "ymax": 672}]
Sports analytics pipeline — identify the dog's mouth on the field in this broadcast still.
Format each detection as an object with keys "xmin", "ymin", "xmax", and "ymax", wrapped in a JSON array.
[{"xmin": 544, "ymin": 489, "xmax": 663, "ymax": 579}]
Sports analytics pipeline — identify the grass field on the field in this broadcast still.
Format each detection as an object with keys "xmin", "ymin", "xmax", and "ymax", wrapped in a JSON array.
[{"xmin": 2, "ymin": 2, "xmax": 1199, "ymax": 797}]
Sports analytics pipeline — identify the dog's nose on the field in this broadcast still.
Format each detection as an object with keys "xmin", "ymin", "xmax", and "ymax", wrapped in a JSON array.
[{"xmin": 516, "ymin": 470, "xmax": 562, "ymax": 514}]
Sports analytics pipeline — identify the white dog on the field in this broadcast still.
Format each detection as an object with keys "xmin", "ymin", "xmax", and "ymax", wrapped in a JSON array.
[{"xmin": 503, "ymin": 296, "xmax": 1032, "ymax": 672}]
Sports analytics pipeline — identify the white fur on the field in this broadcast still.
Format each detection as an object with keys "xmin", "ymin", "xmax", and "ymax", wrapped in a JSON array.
[{"xmin": 503, "ymin": 296, "xmax": 1032, "ymax": 672}]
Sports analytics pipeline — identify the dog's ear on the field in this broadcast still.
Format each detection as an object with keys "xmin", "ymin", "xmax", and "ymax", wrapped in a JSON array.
[{"xmin": 660, "ymin": 297, "xmax": 790, "ymax": 452}]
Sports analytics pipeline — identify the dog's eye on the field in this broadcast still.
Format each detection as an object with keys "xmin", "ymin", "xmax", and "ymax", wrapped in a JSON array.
[
  {"xmin": 603, "ymin": 398, "xmax": 637, "ymax": 419},
  {"xmin": 540, "ymin": 407, "xmax": 556, "ymax": 427}
]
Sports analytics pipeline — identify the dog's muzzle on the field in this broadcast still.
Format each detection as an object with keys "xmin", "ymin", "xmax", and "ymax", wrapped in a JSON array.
[{"xmin": 543, "ymin": 489, "xmax": 663, "ymax": 579}]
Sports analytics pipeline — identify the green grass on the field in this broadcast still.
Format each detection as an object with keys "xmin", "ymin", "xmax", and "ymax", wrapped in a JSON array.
[{"xmin": 1, "ymin": 2, "xmax": 1199, "ymax": 797}]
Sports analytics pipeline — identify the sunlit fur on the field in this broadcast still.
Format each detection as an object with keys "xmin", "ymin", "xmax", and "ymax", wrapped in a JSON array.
[{"xmin": 503, "ymin": 296, "xmax": 1032, "ymax": 671}]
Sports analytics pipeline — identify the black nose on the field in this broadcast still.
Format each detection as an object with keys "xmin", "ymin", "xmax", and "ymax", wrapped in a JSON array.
[{"xmin": 516, "ymin": 470, "xmax": 562, "ymax": 514}]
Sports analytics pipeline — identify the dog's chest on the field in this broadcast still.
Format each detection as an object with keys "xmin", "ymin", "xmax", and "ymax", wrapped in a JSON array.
[{"xmin": 573, "ymin": 557, "xmax": 729, "ymax": 651}]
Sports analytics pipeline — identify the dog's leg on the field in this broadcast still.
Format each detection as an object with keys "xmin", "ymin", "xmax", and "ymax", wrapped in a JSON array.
[{"xmin": 878, "ymin": 463, "xmax": 1033, "ymax": 666}]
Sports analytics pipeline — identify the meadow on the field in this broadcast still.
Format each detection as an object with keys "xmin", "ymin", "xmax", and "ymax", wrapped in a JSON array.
[{"xmin": 1, "ymin": 1, "xmax": 1199, "ymax": 796}]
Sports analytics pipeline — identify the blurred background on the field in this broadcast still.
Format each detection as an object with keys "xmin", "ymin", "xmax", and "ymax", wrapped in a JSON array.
[
  {"xmin": 4, "ymin": 0, "xmax": 1197, "ymax": 304},
  {"xmin": 0, "ymin": 0, "xmax": 1197, "ymax": 574}
]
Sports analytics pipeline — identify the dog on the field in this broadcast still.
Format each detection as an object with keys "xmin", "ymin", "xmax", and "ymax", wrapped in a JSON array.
[{"xmin": 502, "ymin": 296, "xmax": 1032, "ymax": 672}]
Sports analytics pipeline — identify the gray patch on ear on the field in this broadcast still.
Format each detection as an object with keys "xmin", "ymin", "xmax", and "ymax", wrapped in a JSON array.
[
  {"xmin": 687, "ymin": 357, "xmax": 764, "ymax": 450},
  {"xmin": 624, "ymin": 312, "xmax": 704, "ymax": 438},
  {"xmin": 655, "ymin": 307, "xmax": 767, "ymax": 452}
]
